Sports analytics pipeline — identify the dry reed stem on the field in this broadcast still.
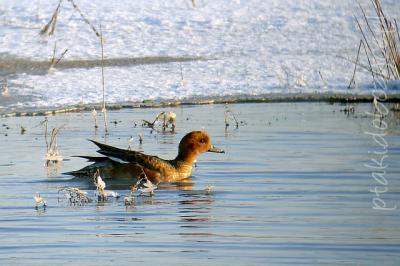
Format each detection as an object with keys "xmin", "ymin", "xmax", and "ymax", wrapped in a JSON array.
[
  {"xmin": 99, "ymin": 24, "xmax": 108, "ymax": 133},
  {"xmin": 348, "ymin": 40, "xmax": 363, "ymax": 89},
  {"xmin": 40, "ymin": 0, "xmax": 62, "ymax": 35},
  {"xmin": 352, "ymin": 0, "xmax": 400, "ymax": 81},
  {"xmin": 67, "ymin": 0, "xmax": 100, "ymax": 37}
]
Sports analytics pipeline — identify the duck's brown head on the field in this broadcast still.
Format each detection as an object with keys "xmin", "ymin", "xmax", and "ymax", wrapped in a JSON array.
[{"xmin": 176, "ymin": 131, "xmax": 224, "ymax": 163}]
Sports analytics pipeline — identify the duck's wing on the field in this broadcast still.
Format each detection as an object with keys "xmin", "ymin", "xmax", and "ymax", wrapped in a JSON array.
[
  {"xmin": 63, "ymin": 156, "xmax": 121, "ymax": 178},
  {"xmin": 89, "ymin": 140, "xmax": 174, "ymax": 173}
]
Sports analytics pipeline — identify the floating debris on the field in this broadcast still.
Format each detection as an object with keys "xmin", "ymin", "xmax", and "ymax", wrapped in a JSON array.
[
  {"xmin": 136, "ymin": 178, "xmax": 157, "ymax": 195},
  {"xmin": 131, "ymin": 168, "xmax": 157, "ymax": 196},
  {"xmin": 123, "ymin": 190, "xmax": 135, "ymax": 206},
  {"xmin": 340, "ymin": 104, "xmax": 355, "ymax": 116},
  {"xmin": 205, "ymin": 185, "xmax": 215, "ymax": 194},
  {"xmin": 34, "ymin": 192, "xmax": 47, "ymax": 208},
  {"xmin": 142, "ymin": 111, "xmax": 176, "ymax": 131},
  {"xmin": 58, "ymin": 187, "xmax": 92, "ymax": 205}
]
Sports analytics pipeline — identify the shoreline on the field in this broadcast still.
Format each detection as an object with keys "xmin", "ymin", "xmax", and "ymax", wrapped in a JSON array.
[{"xmin": 1, "ymin": 92, "xmax": 400, "ymax": 118}]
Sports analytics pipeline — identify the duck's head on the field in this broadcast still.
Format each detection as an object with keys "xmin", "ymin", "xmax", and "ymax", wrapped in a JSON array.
[{"xmin": 177, "ymin": 131, "xmax": 224, "ymax": 163}]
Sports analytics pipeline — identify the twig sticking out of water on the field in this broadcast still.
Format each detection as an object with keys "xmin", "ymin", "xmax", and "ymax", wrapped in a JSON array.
[
  {"xmin": 92, "ymin": 108, "xmax": 98, "ymax": 129},
  {"xmin": 130, "ymin": 166, "xmax": 157, "ymax": 196},
  {"xmin": 139, "ymin": 134, "xmax": 143, "ymax": 145},
  {"xmin": 142, "ymin": 112, "xmax": 164, "ymax": 128},
  {"xmin": 93, "ymin": 170, "xmax": 119, "ymax": 201},
  {"xmin": 40, "ymin": 0, "xmax": 62, "ymax": 35},
  {"xmin": 142, "ymin": 112, "xmax": 176, "ymax": 132},
  {"xmin": 128, "ymin": 136, "xmax": 134, "ymax": 150},
  {"xmin": 224, "ymin": 104, "xmax": 239, "ymax": 129},
  {"xmin": 42, "ymin": 120, "xmax": 63, "ymax": 164},
  {"xmin": 34, "ymin": 192, "xmax": 47, "ymax": 208},
  {"xmin": 94, "ymin": 169, "xmax": 106, "ymax": 200},
  {"xmin": 99, "ymin": 24, "xmax": 108, "ymax": 134}
]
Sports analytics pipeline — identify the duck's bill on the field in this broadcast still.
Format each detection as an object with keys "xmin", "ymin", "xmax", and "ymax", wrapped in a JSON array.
[{"xmin": 208, "ymin": 145, "xmax": 225, "ymax": 153}]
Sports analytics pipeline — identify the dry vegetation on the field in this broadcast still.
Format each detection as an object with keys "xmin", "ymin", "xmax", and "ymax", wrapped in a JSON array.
[{"xmin": 349, "ymin": 0, "xmax": 400, "ymax": 87}]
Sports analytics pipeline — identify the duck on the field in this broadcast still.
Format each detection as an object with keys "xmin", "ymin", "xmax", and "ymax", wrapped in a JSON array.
[{"xmin": 64, "ymin": 131, "xmax": 224, "ymax": 184}]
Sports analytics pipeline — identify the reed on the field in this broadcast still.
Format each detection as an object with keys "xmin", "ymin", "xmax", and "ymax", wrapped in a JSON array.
[
  {"xmin": 40, "ymin": 0, "xmax": 62, "ymax": 35},
  {"xmin": 99, "ymin": 24, "xmax": 108, "ymax": 134},
  {"xmin": 351, "ymin": 0, "xmax": 400, "ymax": 82}
]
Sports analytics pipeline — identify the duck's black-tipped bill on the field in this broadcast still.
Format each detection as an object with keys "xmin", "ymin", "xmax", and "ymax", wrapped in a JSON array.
[{"xmin": 208, "ymin": 145, "xmax": 225, "ymax": 153}]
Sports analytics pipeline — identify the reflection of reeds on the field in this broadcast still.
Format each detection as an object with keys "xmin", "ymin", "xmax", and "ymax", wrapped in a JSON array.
[{"xmin": 352, "ymin": 0, "xmax": 400, "ymax": 81}]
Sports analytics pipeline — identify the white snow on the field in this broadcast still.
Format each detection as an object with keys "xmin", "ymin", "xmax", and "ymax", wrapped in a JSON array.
[{"xmin": 0, "ymin": 0, "xmax": 399, "ymax": 109}]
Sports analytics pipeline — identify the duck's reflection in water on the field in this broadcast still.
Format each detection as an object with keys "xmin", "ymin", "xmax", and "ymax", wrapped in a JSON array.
[{"xmin": 159, "ymin": 179, "xmax": 214, "ymax": 225}]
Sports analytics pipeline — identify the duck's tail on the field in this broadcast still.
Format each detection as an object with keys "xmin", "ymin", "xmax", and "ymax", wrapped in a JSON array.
[{"xmin": 89, "ymin": 139, "xmax": 131, "ymax": 163}]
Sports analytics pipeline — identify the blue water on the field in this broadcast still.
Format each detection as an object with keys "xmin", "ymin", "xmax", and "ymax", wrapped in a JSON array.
[{"xmin": 0, "ymin": 102, "xmax": 399, "ymax": 265}]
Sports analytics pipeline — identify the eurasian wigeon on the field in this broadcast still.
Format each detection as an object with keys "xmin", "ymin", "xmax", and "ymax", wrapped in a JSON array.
[{"xmin": 65, "ymin": 131, "xmax": 224, "ymax": 184}]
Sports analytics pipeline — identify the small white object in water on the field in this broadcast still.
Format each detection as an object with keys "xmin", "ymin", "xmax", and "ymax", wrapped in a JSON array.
[
  {"xmin": 104, "ymin": 190, "xmax": 119, "ymax": 198},
  {"xmin": 34, "ymin": 192, "xmax": 47, "ymax": 207},
  {"xmin": 135, "ymin": 177, "xmax": 157, "ymax": 196},
  {"xmin": 205, "ymin": 185, "xmax": 215, "ymax": 193},
  {"xmin": 94, "ymin": 189, "xmax": 119, "ymax": 199}
]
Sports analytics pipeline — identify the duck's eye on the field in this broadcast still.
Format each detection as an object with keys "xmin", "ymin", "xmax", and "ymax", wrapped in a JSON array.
[{"xmin": 199, "ymin": 138, "xmax": 206, "ymax": 144}]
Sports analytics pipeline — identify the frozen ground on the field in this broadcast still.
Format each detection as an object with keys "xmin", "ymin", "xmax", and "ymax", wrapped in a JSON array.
[{"xmin": 0, "ymin": 0, "xmax": 399, "ymax": 110}]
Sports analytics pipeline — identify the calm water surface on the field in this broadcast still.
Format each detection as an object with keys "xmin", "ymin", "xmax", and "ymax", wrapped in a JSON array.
[{"xmin": 0, "ymin": 102, "xmax": 399, "ymax": 265}]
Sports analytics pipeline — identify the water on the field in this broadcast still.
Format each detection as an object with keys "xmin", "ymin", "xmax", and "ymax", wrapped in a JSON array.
[
  {"xmin": 1, "ymin": 0, "xmax": 400, "ymax": 111},
  {"xmin": 0, "ymin": 102, "xmax": 399, "ymax": 265}
]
